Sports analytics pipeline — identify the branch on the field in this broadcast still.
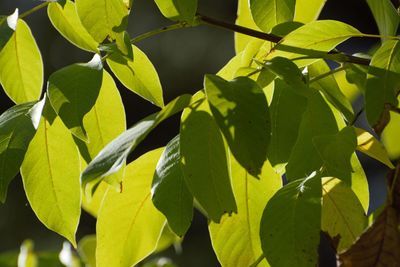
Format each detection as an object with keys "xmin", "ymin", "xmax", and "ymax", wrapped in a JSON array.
[{"xmin": 20, "ymin": 1, "xmax": 50, "ymax": 19}]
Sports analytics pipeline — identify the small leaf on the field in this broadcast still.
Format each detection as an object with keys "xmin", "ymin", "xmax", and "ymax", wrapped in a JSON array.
[
  {"xmin": 235, "ymin": 0, "xmax": 260, "ymax": 53},
  {"xmin": 151, "ymin": 135, "xmax": 193, "ymax": 237},
  {"xmin": 322, "ymin": 177, "xmax": 367, "ymax": 251},
  {"xmin": 115, "ymin": 31, "xmax": 133, "ymax": 61},
  {"xmin": 96, "ymin": 149, "xmax": 166, "ymax": 267},
  {"xmin": 294, "ymin": 0, "xmax": 326, "ymax": 23},
  {"xmin": 154, "ymin": 0, "xmax": 198, "ymax": 23},
  {"xmin": 21, "ymin": 116, "xmax": 81, "ymax": 246},
  {"xmin": 338, "ymin": 206, "xmax": 400, "ymax": 265},
  {"xmin": 250, "ymin": 0, "xmax": 296, "ymax": 33},
  {"xmin": 382, "ymin": 110, "xmax": 400, "ymax": 160},
  {"xmin": 78, "ymin": 235, "xmax": 96, "ymax": 267},
  {"xmin": 205, "ymin": 75, "xmax": 270, "ymax": 176},
  {"xmin": 81, "ymin": 94, "xmax": 192, "ymax": 190},
  {"xmin": 260, "ymin": 173, "xmax": 322, "ymax": 267},
  {"xmin": 107, "ymin": 45, "xmax": 164, "ymax": 107},
  {"xmin": 47, "ymin": 54, "xmax": 103, "ymax": 141},
  {"xmin": 180, "ymin": 94, "xmax": 237, "ymax": 222},
  {"xmin": 209, "ymin": 157, "xmax": 282, "ymax": 267},
  {"xmin": 366, "ymin": 0, "xmax": 399, "ymax": 41},
  {"xmin": 75, "ymin": 0, "xmax": 129, "ymax": 42},
  {"xmin": 47, "ymin": 0, "xmax": 99, "ymax": 52},
  {"xmin": 355, "ymin": 127, "xmax": 395, "ymax": 169},
  {"xmin": 0, "ymin": 9, "xmax": 18, "ymax": 51},
  {"xmin": 18, "ymin": 240, "xmax": 37, "ymax": 267},
  {"xmin": 0, "ymin": 19, "xmax": 43, "ymax": 104}
]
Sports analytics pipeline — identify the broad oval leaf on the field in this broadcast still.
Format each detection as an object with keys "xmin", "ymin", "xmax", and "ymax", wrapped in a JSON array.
[
  {"xmin": 0, "ymin": 19, "xmax": 43, "ymax": 104},
  {"xmin": 21, "ymin": 116, "xmax": 81, "ymax": 246},
  {"xmin": 81, "ymin": 94, "xmax": 192, "ymax": 190},
  {"xmin": 209, "ymin": 157, "xmax": 282, "ymax": 267},
  {"xmin": 260, "ymin": 173, "xmax": 322, "ymax": 267},
  {"xmin": 151, "ymin": 135, "xmax": 193, "ymax": 237},
  {"xmin": 47, "ymin": 54, "xmax": 103, "ymax": 141},
  {"xmin": 0, "ymin": 9, "xmax": 18, "ymax": 51},
  {"xmin": 250, "ymin": 0, "xmax": 296, "ymax": 33},
  {"xmin": 235, "ymin": 0, "xmax": 260, "ymax": 53},
  {"xmin": 205, "ymin": 75, "xmax": 270, "ymax": 176},
  {"xmin": 75, "ymin": 0, "xmax": 128, "ymax": 42},
  {"xmin": 48, "ymin": 0, "xmax": 99, "ymax": 52},
  {"xmin": 180, "ymin": 95, "xmax": 237, "ymax": 223},
  {"xmin": 154, "ymin": 0, "xmax": 198, "ymax": 23},
  {"xmin": 294, "ymin": 0, "xmax": 326, "ymax": 23},
  {"xmin": 96, "ymin": 149, "xmax": 166, "ymax": 267},
  {"xmin": 366, "ymin": 0, "xmax": 399, "ymax": 41},
  {"xmin": 322, "ymin": 178, "xmax": 367, "ymax": 251},
  {"xmin": 107, "ymin": 45, "xmax": 164, "ymax": 107},
  {"xmin": 365, "ymin": 39, "xmax": 400, "ymax": 127}
]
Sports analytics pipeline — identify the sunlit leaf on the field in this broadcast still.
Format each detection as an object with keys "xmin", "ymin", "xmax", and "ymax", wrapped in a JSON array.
[
  {"xmin": 366, "ymin": 0, "xmax": 399, "ymax": 41},
  {"xmin": 294, "ymin": 0, "xmax": 326, "ymax": 23},
  {"xmin": 48, "ymin": 0, "xmax": 99, "ymax": 52},
  {"xmin": 0, "ymin": 19, "xmax": 43, "ymax": 104},
  {"xmin": 107, "ymin": 45, "xmax": 164, "ymax": 107},
  {"xmin": 47, "ymin": 54, "xmax": 103, "ymax": 141},
  {"xmin": 382, "ymin": 110, "xmax": 400, "ymax": 160},
  {"xmin": 78, "ymin": 235, "xmax": 96, "ymax": 267},
  {"xmin": 235, "ymin": 0, "xmax": 261, "ymax": 53},
  {"xmin": 96, "ymin": 149, "xmax": 166, "ymax": 267},
  {"xmin": 260, "ymin": 173, "xmax": 322, "ymax": 267},
  {"xmin": 209, "ymin": 157, "xmax": 282, "ymax": 267},
  {"xmin": 154, "ymin": 0, "xmax": 197, "ymax": 23}
]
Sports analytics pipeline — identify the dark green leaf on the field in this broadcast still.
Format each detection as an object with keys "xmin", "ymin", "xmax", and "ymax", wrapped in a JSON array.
[
  {"xmin": 205, "ymin": 75, "xmax": 270, "ymax": 176},
  {"xmin": 0, "ymin": 9, "xmax": 17, "ymax": 51}
]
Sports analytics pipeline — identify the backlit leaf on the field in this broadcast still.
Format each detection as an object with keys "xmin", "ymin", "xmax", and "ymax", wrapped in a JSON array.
[
  {"xmin": 382, "ymin": 110, "xmax": 400, "ymax": 159},
  {"xmin": 260, "ymin": 173, "xmax": 322, "ymax": 267},
  {"xmin": 78, "ymin": 235, "xmax": 96, "ymax": 267},
  {"xmin": 154, "ymin": 0, "xmax": 198, "ymax": 23},
  {"xmin": 209, "ymin": 157, "xmax": 282, "ymax": 267},
  {"xmin": 0, "ymin": 19, "xmax": 43, "ymax": 104},
  {"xmin": 205, "ymin": 75, "xmax": 270, "ymax": 176},
  {"xmin": 48, "ymin": 0, "xmax": 99, "ymax": 52},
  {"xmin": 96, "ymin": 149, "xmax": 166, "ymax": 267},
  {"xmin": 366, "ymin": 0, "xmax": 399, "ymax": 41},
  {"xmin": 294, "ymin": 0, "xmax": 326, "ymax": 23},
  {"xmin": 107, "ymin": 45, "xmax": 164, "ymax": 107},
  {"xmin": 235, "ymin": 0, "xmax": 261, "ymax": 53}
]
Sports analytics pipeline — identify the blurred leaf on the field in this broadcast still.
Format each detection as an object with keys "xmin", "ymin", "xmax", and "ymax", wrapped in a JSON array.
[
  {"xmin": 382, "ymin": 110, "xmax": 400, "ymax": 160},
  {"xmin": 152, "ymin": 135, "xmax": 193, "ymax": 237},
  {"xmin": 0, "ymin": 19, "xmax": 43, "ymax": 104},
  {"xmin": 47, "ymin": 54, "xmax": 103, "ymax": 141},
  {"xmin": 47, "ymin": 0, "xmax": 98, "ymax": 52},
  {"xmin": 209, "ymin": 157, "xmax": 282, "ymax": 267},
  {"xmin": 59, "ymin": 242, "xmax": 81, "ymax": 267},
  {"xmin": 78, "ymin": 236, "xmax": 96, "ymax": 267},
  {"xmin": 0, "ymin": 100, "xmax": 44, "ymax": 202},
  {"xmin": 154, "ymin": 225, "xmax": 181, "ymax": 253},
  {"xmin": 142, "ymin": 258, "xmax": 177, "ymax": 267},
  {"xmin": 260, "ymin": 173, "xmax": 322, "ymax": 267},
  {"xmin": 365, "ymin": 40, "xmax": 400, "ymax": 128},
  {"xmin": 75, "ymin": 0, "xmax": 128, "ymax": 42},
  {"xmin": 250, "ymin": 0, "xmax": 295, "ymax": 33},
  {"xmin": 321, "ymin": 178, "xmax": 368, "ymax": 251},
  {"xmin": 0, "ymin": 9, "xmax": 18, "ymax": 51},
  {"xmin": 154, "ymin": 0, "xmax": 197, "ymax": 23},
  {"xmin": 338, "ymin": 206, "xmax": 400, "ymax": 266},
  {"xmin": 96, "ymin": 149, "xmax": 166, "ymax": 267},
  {"xmin": 294, "ymin": 0, "xmax": 326, "ymax": 23},
  {"xmin": 355, "ymin": 127, "xmax": 394, "ymax": 168},
  {"xmin": 235, "ymin": 0, "xmax": 260, "ymax": 53},
  {"xmin": 205, "ymin": 75, "xmax": 270, "ymax": 176},
  {"xmin": 81, "ymin": 94, "xmax": 192, "ymax": 191},
  {"xmin": 107, "ymin": 45, "xmax": 164, "ymax": 107},
  {"xmin": 180, "ymin": 94, "xmax": 237, "ymax": 222},
  {"xmin": 21, "ymin": 117, "xmax": 81, "ymax": 246},
  {"xmin": 18, "ymin": 240, "xmax": 37, "ymax": 267},
  {"xmin": 366, "ymin": 0, "xmax": 399, "ymax": 41}
]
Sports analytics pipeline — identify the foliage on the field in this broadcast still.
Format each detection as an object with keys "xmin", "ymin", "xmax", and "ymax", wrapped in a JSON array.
[{"xmin": 0, "ymin": 0, "xmax": 400, "ymax": 266}]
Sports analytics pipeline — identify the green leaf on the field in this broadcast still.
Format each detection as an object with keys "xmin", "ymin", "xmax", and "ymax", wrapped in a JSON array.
[
  {"xmin": 0, "ymin": 19, "xmax": 43, "ymax": 104},
  {"xmin": 18, "ymin": 240, "xmax": 38, "ymax": 267},
  {"xmin": 308, "ymin": 60, "xmax": 354, "ymax": 122},
  {"xmin": 81, "ymin": 181, "xmax": 108, "ymax": 217},
  {"xmin": 322, "ymin": 178, "xmax": 368, "ymax": 251},
  {"xmin": 268, "ymin": 79, "xmax": 307, "ymax": 173},
  {"xmin": 209, "ymin": 157, "xmax": 282, "ymax": 267},
  {"xmin": 235, "ymin": 0, "xmax": 260, "ymax": 53},
  {"xmin": 205, "ymin": 75, "xmax": 270, "ymax": 176},
  {"xmin": 115, "ymin": 31, "xmax": 133, "ymax": 61},
  {"xmin": 286, "ymin": 90, "xmax": 338, "ymax": 181},
  {"xmin": 107, "ymin": 45, "xmax": 164, "ymax": 107},
  {"xmin": 382, "ymin": 110, "xmax": 400, "ymax": 160},
  {"xmin": 367, "ymin": 0, "xmax": 399, "ymax": 41},
  {"xmin": 96, "ymin": 149, "xmax": 166, "ymax": 267},
  {"xmin": 250, "ymin": 0, "xmax": 296, "ymax": 33},
  {"xmin": 154, "ymin": 0, "xmax": 198, "ymax": 23},
  {"xmin": 75, "ymin": 0, "xmax": 128, "ymax": 42},
  {"xmin": 78, "ymin": 235, "xmax": 96, "ymax": 267},
  {"xmin": 365, "ymin": 40, "xmax": 400, "ymax": 127},
  {"xmin": 47, "ymin": 54, "xmax": 103, "ymax": 141},
  {"xmin": 266, "ymin": 20, "xmax": 361, "ymax": 67},
  {"xmin": 260, "ymin": 173, "xmax": 322, "ymax": 267},
  {"xmin": 59, "ymin": 242, "xmax": 81, "ymax": 267},
  {"xmin": 151, "ymin": 135, "xmax": 193, "ymax": 237},
  {"xmin": 180, "ymin": 94, "xmax": 237, "ymax": 222},
  {"xmin": 0, "ymin": 9, "xmax": 18, "ymax": 51},
  {"xmin": 154, "ymin": 226, "xmax": 181, "ymax": 253},
  {"xmin": 21, "ymin": 116, "xmax": 81, "ymax": 246},
  {"xmin": 294, "ymin": 0, "xmax": 326, "ymax": 23},
  {"xmin": 81, "ymin": 94, "xmax": 192, "ymax": 190},
  {"xmin": 313, "ymin": 126, "xmax": 357, "ymax": 181},
  {"xmin": 47, "ymin": 0, "xmax": 99, "ymax": 52}
]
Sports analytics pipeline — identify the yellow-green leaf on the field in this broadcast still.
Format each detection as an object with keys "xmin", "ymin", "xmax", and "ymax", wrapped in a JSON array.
[
  {"xmin": 0, "ymin": 19, "xmax": 43, "ymax": 104},
  {"xmin": 382, "ymin": 110, "xmax": 400, "ymax": 160},
  {"xmin": 235, "ymin": 0, "xmax": 260, "ymax": 54},
  {"xmin": 96, "ymin": 149, "xmax": 166, "ymax": 267},
  {"xmin": 294, "ymin": 0, "xmax": 326, "ymax": 23}
]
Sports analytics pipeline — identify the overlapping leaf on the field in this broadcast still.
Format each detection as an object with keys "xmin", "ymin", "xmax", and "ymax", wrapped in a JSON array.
[
  {"xmin": 366, "ymin": 0, "xmax": 399, "ymax": 41},
  {"xmin": 154, "ymin": 0, "xmax": 198, "ymax": 23},
  {"xmin": 0, "ymin": 9, "xmax": 18, "ymax": 51},
  {"xmin": 235, "ymin": 0, "xmax": 260, "ymax": 53},
  {"xmin": 382, "ymin": 110, "xmax": 400, "ymax": 159},
  {"xmin": 96, "ymin": 149, "xmax": 166, "ymax": 267},
  {"xmin": 294, "ymin": 0, "xmax": 326, "ymax": 23}
]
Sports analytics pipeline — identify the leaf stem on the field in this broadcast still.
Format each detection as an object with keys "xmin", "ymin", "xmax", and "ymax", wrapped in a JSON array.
[
  {"xmin": 309, "ymin": 65, "xmax": 349, "ymax": 84},
  {"xmin": 249, "ymin": 254, "xmax": 265, "ymax": 267},
  {"xmin": 20, "ymin": 1, "xmax": 50, "ymax": 19},
  {"xmin": 130, "ymin": 22, "xmax": 192, "ymax": 44}
]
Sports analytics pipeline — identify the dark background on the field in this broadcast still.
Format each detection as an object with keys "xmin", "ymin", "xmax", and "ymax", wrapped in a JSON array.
[{"xmin": 0, "ymin": 0, "xmax": 390, "ymax": 266}]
